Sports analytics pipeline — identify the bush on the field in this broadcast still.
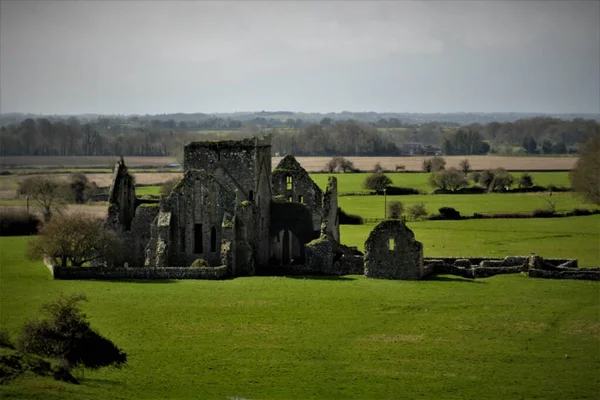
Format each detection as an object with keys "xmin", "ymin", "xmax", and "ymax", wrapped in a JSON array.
[
  {"xmin": 338, "ymin": 207, "xmax": 363, "ymax": 225},
  {"xmin": 372, "ymin": 162, "xmax": 385, "ymax": 173},
  {"xmin": 325, "ymin": 156, "xmax": 359, "ymax": 173},
  {"xmin": 570, "ymin": 208, "xmax": 594, "ymax": 216},
  {"xmin": 478, "ymin": 169, "xmax": 495, "ymax": 190},
  {"xmin": 469, "ymin": 171, "xmax": 481, "ymax": 183},
  {"xmin": 384, "ymin": 186, "xmax": 420, "ymax": 195},
  {"xmin": 570, "ymin": 134, "xmax": 600, "ymax": 204},
  {"xmin": 459, "ymin": 159, "xmax": 470, "ymax": 175},
  {"xmin": 532, "ymin": 209, "xmax": 556, "ymax": 218},
  {"xmin": 190, "ymin": 258, "xmax": 210, "ymax": 268},
  {"xmin": 363, "ymin": 173, "xmax": 392, "ymax": 193},
  {"xmin": 407, "ymin": 203, "xmax": 427, "ymax": 220},
  {"xmin": 395, "ymin": 164, "xmax": 406, "ymax": 172},
  {"xmin": 0, "ymin": 328, "xmax": 14, "ymax": 349},
  {"xmin": 429, "ymin": 167, "xmax": 468, "ymax": 192},
  {"xmin": 437, "ymin": 207, "xmax": 461, "ymax": 220},
  {"xmin": 69, "ymin": 173, "xmax": 97, "ymax": 204},
  {"xmin": 16, "ymin": 294, "xmax": 127, "ymax": 372},
  {"xmin": 387, "ymin": 201, "xmax": 404, "ymax": 219},
  {"xmin": 422, "ymin": 156, "xmax": 446, "ymax": 173},
  {"xmin": 518, "ymin": 173, "xmax": 534, "ymax": 189},
  {"xmin": 0, "ymin": 211, "xmax": 40, "ymax": 236}
]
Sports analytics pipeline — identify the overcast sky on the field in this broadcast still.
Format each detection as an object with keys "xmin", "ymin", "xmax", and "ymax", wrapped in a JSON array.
[{"xmin": 1, "ymin": 0, "xmax": 599, "ymax": 115}]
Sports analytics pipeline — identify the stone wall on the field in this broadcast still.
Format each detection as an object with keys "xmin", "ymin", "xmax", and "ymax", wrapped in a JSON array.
[
  {"xmin": 364, "ymin": 220, "xmax": 426, "ymax": 280},
  {"xmin": 322, "ymin": 177, "xmax": 340, "ymax": 242},
  {"xmin": 106, "ymin": 158, "xmax": 136, "ymax": 231},
  {"xmin": 51, "ymin": 265, "xmax": 228, "ymax": 280}
]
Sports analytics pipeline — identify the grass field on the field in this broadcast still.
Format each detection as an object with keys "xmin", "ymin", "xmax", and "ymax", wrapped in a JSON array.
[
  {"xmin": 338, "ymin": 192, "xmax": 597, "ymax": 219},
  {"xmin": 1, "ymin": 236, "xmax": 599, "ymax": 399},
  {"xmin": 341, "ymin": 215, "xmax": 600, "ymax": 267},
  {"xmin": 311, "ymin": 172, "xmax": 572, "ymax": 194}
]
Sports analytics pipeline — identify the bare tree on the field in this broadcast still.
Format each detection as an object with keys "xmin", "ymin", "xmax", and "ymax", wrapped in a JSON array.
[
  {"xmin": 570, "ymin": 134, "xmax": 600, "ymax": 204},
  {"xmin": 18, "ymin": 176, "xmax": 69, "ymax": 221},
  {"xmin": 28, "ymin": 213, "xmax": 120, "ymax": 267}
]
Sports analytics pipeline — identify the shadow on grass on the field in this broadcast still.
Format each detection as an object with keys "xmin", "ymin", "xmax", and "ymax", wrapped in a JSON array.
[
  {"xmin": 79, "ymin": 377, "xmax": 122, "ymax": 387},
  {"xmin": 87, "ymin": 279, "xmax": 178, "ymax": 284},
  {"xmin": 425, "ymin": 275, "xmax": 486, "ymax": 284},
  {"xmin": 284, "ymin": 275, "xmax": 358, "ymax": 281}
]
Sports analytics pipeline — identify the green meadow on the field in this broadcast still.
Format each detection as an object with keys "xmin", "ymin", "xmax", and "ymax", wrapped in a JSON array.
[
  {"xmin": 1, "ymin": 236, "xmax": 599, "ymax": 399},
  {"xmin": 310, "ymin": 171, "xmax": 571, "ymax": 194}
]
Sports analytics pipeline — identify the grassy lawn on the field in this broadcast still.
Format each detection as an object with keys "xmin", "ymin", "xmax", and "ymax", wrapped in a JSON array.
[
  {"xmin": 338, "ymin": 192, "xmax": 597, "ymax": 219},
  {"xmin": 341, "ymin": 215, "xmax": 600, "ymax": 267},
  {"xmin": 135, "ymin": 186, "xmax": 162, "ymax": 196},
  {"xmin": 1, "ymin": 236, "xmax": 599, "ymax": 399},
  {"xmin": 310, "ymin": 172, "xmax": 571, "ymax": 194}
]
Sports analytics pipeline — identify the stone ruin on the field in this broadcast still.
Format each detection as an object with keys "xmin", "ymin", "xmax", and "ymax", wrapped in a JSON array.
[{"xmin": 53, "ymin": 137, "xmax": 597, "ymax": 282}]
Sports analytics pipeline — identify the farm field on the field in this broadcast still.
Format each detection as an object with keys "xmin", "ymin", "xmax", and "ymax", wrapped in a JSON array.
[
  {"xmin": 1, "ymin": 155, "xmax": 577, "ymax": 172},
  {"xmin": 338, "ymin": 192, "xmax": 598, "ymax": 219},
  {"xmin": 1, "ymin": 236, "xmax": 599, "ymax": 399}
]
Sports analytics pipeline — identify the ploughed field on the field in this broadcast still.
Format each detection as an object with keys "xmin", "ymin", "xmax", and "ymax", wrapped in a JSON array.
[
  {"xmin": 1, "ymin": 236, "xmax": 599, "ymax": 399},
  {"xmin": 0, "ymin": 155, "xmax": 577, "ymax": 171}
]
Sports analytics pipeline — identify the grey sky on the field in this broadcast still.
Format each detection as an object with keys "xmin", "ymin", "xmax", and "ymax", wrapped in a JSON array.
[{"xmin": 1, "ymin": 0, "xmax": 599, "ymax": 114}]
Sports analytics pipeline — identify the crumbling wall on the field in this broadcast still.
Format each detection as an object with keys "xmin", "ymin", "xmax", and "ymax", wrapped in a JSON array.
[
  {"xmin": 106, "ymin": 157, "xmax": 136, "ymax": 231},
  {"xmin": 364, "ymin": 220, "xmax": 425, "ymax": 280},
  {"xmin": 272, "ymin": 155, "xmax": 323, "ymax": 235},
  {"xmin": 51, "ymin": 265, "xmax": 228, "ymax": 280},
  {"xmin": 129, "ymin": 204, "xmax": 160, "ymax": 267},
  {"xmin": 322, "ymin": 177, "xmax": 340, "ymax": 242}
]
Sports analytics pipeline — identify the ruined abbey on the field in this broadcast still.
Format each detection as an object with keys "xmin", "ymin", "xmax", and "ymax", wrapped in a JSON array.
[{"xmin": 47, "ymin": 136, "xmax": 596, "ymax": 282}]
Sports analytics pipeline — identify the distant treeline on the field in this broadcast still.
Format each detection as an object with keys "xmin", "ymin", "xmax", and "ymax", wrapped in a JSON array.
[{"xmin": 0, "ymin": 115, "xmax": 597, "ymax": 157}]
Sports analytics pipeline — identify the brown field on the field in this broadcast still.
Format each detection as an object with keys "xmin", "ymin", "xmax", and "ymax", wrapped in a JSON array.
[
  {"xmin": 1, "ymin": 155, "xmax": 577, "ymax": 172},
  {"xmin": 0, "ymin": 203, "xmax": 108, "ymax": 219}
]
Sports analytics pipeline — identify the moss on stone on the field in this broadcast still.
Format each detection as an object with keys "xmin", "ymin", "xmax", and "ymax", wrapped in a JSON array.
[
  {"xmin": 190, "ymin": 258, "xmax": 210, "ymax": 268},
  {"xmin": 241, "ymin": 200, "xmax": 251, "ymax": 207},
  {"xmin": 139, "ymin": 203, "xmax": 159, "ymax": 208}
]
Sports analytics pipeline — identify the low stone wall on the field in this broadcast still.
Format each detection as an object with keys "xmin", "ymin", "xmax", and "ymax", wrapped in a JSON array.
[
  {"xmin": 51, "ymin": 265, "xmax": 229, "ymax": 280},
  {"xmin": 529, "ymin": 268, "xmax": 600, "ymax": 280}
]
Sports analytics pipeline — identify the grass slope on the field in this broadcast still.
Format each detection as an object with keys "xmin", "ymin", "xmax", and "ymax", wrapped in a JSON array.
[{"xmin": 1, "ymin": 236, "xmax": 599, "ymax": 399}]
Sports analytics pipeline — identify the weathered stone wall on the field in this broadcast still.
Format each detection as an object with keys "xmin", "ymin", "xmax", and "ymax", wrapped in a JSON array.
[
  {"xmin": 322, "ymin": 177, "xmax": 340, "ymax": 242},
  {"xmin": 106, "ymin": 158, "xmax": 136, "ymax": 231},
  {"xmin": 130, "ymin": 204, "xmax": 160, "ymax": 267},
  {"xmin": 364, "ymin": 220, "xmax": 425, "ymax": 280},
  {"xmin": 272, "ymin": 155, "xmax": 323, "ymax": 234},
  {"xmin": 51, "ymin": 265, "xmax": 228, "ymax": 280}
]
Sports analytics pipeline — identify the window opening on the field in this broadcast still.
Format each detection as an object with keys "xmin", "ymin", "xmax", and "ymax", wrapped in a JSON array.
[
  {"xmin": 298, "ymin": 195, "xmax": 304, "ymax": 203},
  {"xmin": 389, "ymin": 238, "xmax": 395, "ymax": 251},
  {"xmin": 249, "ymin": 190, "xmax": 254, "ymax": 201},
  {"xmin": 286, "ymin": 175, "xmax": 293, "ymax": 190},
  {"xmin": 194, "ymin": 224, "xmax": 203, "ymax": 253}
]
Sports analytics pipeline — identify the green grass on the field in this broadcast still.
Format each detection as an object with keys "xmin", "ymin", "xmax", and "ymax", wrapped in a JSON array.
[
  {"xmin": 341, "ymin": 215, "xmax": 600, "ymax": 267},
  {"xmin": 1, "ymin": 236, "xmax": 599, "ymax": 399},
  {"xmin": 135, "ymin": 186, "xmax": 162, "ymax": 196},
  {"xmin": 310, "ymin": 172, "xmax": 572, "ymax": 194},
  {"xmin": 339, "ymin": 192, "xmax": 597, "ymax": 219}
]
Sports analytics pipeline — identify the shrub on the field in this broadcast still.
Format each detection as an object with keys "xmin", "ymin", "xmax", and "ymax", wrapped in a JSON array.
[
  {"xmin": 372, "ymin": 162, "xmax": 385, "ymax": 173},
  {"xmin": 387, "ymin": 201, "xmax": 404, "ymax": 219},
  {"xmin": 532, "ymin": 209, "xmax": 556, "ymax": 218},
  {"xmin": 407, "ymin": 203, "xmax": 427, "ymax": 220},
  {"xmin": 0, "ymin": 328, "xmax": 14, "ymax": 349},
  {"xmin": 190, "ymin": 258, "xmax": 210, "ymax": 268},
  {"xmin": 69, "ymin": 173, "xmax": 97, "ymax": 204},
  {"xmin": 384, "ymin": 186, "xmax": 420, "ymax": 195},
  {"xmin": 438, "ymin": 207, "xmax": 461, "ymax": 220},
  {"xmin": 422, "ymin": 156, "xmax": 446, "ymax": 173},
  {"xmin": 363, "ymin": 173, "xmax": 392, "ymax": 193},
  {"xmin": 478, "ymin": 169, "xmax": 495, "ymax": 190},
  {"xmin": 338, "ymin": 207, "xmax": 363, "ymax": 225},
  {"xmin": 326, "ymin": 156, "xmax": 358, "ymax": 173},
  {"xmin": 518, "ymin": 173, "xmax": 534, "ymax": 189},
  {"xmin": 571, "ymin": 208, "xmax": 594, "ymax": 216},
  {"xmin": 429, "ymin": 167, "xmax": 468, "ymax": 192},
  {"xmin": 0, "ymin": 211, "xmax": 40, "ymax": 236},
  {"xmin": 395, "ymin": 164, "xmax": 406, "ymax": 172},
  {"xmin": 469, "ymin": 171, "xmax": 481, "ymax": 183},
  {"xmin": 490, "ymin": 169, "xmax": 514, "ymax": 192},
  {"xmin": 16, "ymin": 294, "xmax": 127, "ymax": 372}
]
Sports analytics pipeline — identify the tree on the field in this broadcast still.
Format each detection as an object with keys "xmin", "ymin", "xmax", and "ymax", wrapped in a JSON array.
[
  {"xmin": 459, "ymin": 159, "xmax": 471, "ymax": 175},
  {"xmin": 570, "ymin": 135, "xmax": 600, "ymax": 204},
  {"xmin": 478, "ymin": 169, "xmax": 495, "ymax": 190},
  {"xmin": 522, "ymin": 136, "xmax": 537, "ymax": 154},
  {"xmin": 19, "ymin": 176, "xmax": 69, "ymax": 221},
  {"xmin": 388, "ymin": 201, "xmax": 404, "ymax": 219},
  {"xmin": 363, "ymin": 173, "xmax": 392, "ymax": 193},
  {"xmin": 406, "ymin": 203, "xmax": 427, "ymax": 220},
  {"xmin": 489, "ymin": 168, "xmax": 514, "ymax": 192},
  {"xmin": 429, "ymin": 167, "xmax": 468, "ymax": 192},
  {"xmin": 17, "ymin": 293, "xmax": 127, "ymax": 372},
  {"xmin": 518, "ymin": 173, "xmax": 534, "ymax": 189},
  {"xmin": 372, "ymin": 162, "xmax": 385, "ymax": 173},
  {"xmin": 69, "ymin": 173, "xmax": 97, "ymax": 204},
  {"xmin": 28, "ymin": 213, "xmax": 120, "ymax": 267},
  {"xmin": 422, "ymin": 156, "xmax": 446, "ymax": 172}
]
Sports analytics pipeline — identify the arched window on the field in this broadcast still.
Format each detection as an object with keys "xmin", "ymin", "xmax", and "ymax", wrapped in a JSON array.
[
  {"xmin": 194, "ymin": 224, "xmax": 203, "ymax": 253},
  {"xmin": 286, "ymin": 175, "xmax": 293, "ymax": 190},
  {"xmin": 210, "ymin": 226, "xmax": 217, "ymax": 252},
  {"xmin": 248, "ymin": 190, "xmax": 254, "ymax": 201}
]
